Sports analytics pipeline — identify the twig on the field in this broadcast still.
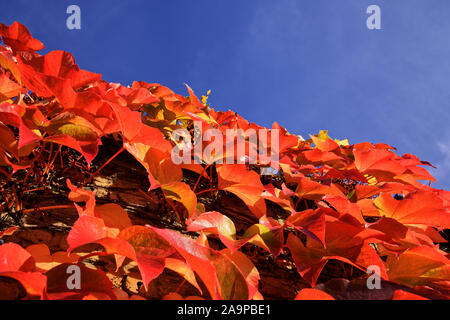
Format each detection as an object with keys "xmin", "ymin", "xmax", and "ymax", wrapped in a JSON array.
[
  {"xmin": 192, "ymin": 164, "xmax": 210, "ymax": 192},
  {"xmin": 137, "ymin": 188, "xmax": 158, "ymax": 205},
  {"xmin": 0, "ymin": 167, "xmax": 10, "ymax": 179},
  {"xmin": 166, "ymin": 199, "xmax": 182, "ymax": 222},
  {"xmin": 195, "ymin": 188, "xmax": 218, "ymax": 196},
  {"xmin": 174, "ymin": 279, "xmax": 186, "ymax": 294},
  {"xmin": 82, "ymin": 147, "xmax": 125, "ymax": 187},
  {"xmin": 22, "ymin": 205, "xmax": 74, "ymax": 214}
]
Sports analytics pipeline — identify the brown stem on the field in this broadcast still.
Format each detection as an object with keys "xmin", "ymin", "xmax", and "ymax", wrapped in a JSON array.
[
  {"xmin": 164, "ymin": 199, "xmax": 181, "ymax": 222},
  {"xmin": 174, "ymin": 279, "xmax": 186, "ymax": 294},
  {"xmin": 43, "ymin": 144, "xmax": 61, "ymax": 178},
  {"xmin": 0, "ymin": 167, "xmax": 10, "ymax": 179},
  {"xmin": 23, "ymin": 147, "xmax": 45, "ymax": 185},
  {"xmin": 22, "ymin": 205, "xmax": 74, "ymax": 214},
  {"xmin": 77, "ymin": 251, "xmax": 108, "ymax": 262},
  {"xmin": 209, "ymin": 165, "xmax": 213, "ymax": 189},
  {"xmin": 137, "ymin": 188, "xmax": 158, "ymax": 205},
  {"xmin": 11, "ymin": 185, "xmax": 20, "ymax": 212},
  {"xmin": 192, "ymin": 164, "xmax": 210, "ymax": 192},
  {"xmin": 59, "ymin": 148, "xmax": 64, "ymax": 169},
  {"xmin": 47, "ymin": 142, "xmax": 53, "ymax": 163},
  {"xmin": 294, "ymin": 197, "xmax": 301, "ymax": 211},
  {"xmin": 23, "ymin": 187, "xmax": 45, "ymax": 193},
  {"xmin": 195, "ymin": 188, "xmax": 218, "ymax": 196},
  {"xmin": 82, "ymin": 147, "xmax": 125, "ymax": 186}
]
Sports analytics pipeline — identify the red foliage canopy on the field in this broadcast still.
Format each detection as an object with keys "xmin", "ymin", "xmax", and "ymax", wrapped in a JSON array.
[{"xmin": 0, "ymin": 21, "xmax": 449, "ymax": 300}]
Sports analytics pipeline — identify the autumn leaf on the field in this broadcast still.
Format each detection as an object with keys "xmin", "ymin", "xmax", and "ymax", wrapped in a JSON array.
[
  {"xmin": 45, "ymin": 263, "xmax": 114, "ymax": 300},
  {"xmin": 148, "ymin": 225, "xmax": 250, "ymax": 300},
  {"xmin": 374, "ymin": 191, "xmax": 450, "ymax": 229},
  {"xmin": 0, "ymin": 69, "xmax": 25, "ymax": 101},
  {"xmin": 387, "ymin": 246, "xmax": 450, "ymax": 288},
  {"xmin": 285, "ymin": 209, "xmax": 326, "ymax": 247},
  {"xmin": 26, "ymin": 243, "xmax": 79, "ymax": 272},
  {"xmin": 286, "ymin": 219, "xmax": 388, "ymax": 287},
  {"xmin": 294, "ymin": 288, "xmax": 335, "ymax": 300},
  {"xmin": 0, "ymin": 21, "xmax": 44, "ymax": 52},
  {"xmin": 0, "ymin": 242, "xmax": 47, "ymax": 298},
  {"xmin": 0, "ymin": 20, "xmax": 449, "ymax": 301},
  {"xmin": 187, "ymin": 211, "xmax": 282, "ymax": 256},
  {"xmin": 161, "ymin": 182, "xmax": 197, "ymax": 218},
  {"xmin": 217, "ymin": 165, "xmax": 266, "ymax": 218}
]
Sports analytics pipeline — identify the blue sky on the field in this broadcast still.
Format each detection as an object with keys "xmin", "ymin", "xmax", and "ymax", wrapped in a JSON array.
[{"xmin": 1, "ymin": 0, "xmax": 449, "ymax": 190}]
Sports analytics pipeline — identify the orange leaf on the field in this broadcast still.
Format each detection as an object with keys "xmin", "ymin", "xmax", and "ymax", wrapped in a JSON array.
[
  {"xmin": 294, "ymin": 288, "xmax": 335, "ymax": 300},
  {"xmin": 0, "ymin": 243, "xmax": 46, "ymax": 298},
  {"xmin": 387, "ymin": 246, "xmax": 450, "ymax": 287},
  {"xmin": 148, "ymin": 225, "xmax": 250, "ymax": 300},
  {"xmin": 392, "ymin": 290, "xmax": 428, "ymax": 300},
  {"xmin": 374, "ymin": 191, "xmax": 450, "ymax": 229},
  {"xmin": 161, "ymin": 182, "xmax": 197, "ymax": 217},
  {"xmin": 0, "ymin": 21, "xmax": 44, "ymax": 52}
]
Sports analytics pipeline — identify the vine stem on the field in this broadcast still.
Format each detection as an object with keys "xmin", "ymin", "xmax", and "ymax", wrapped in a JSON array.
[
  {"xmin": 192, "ymin": 164, "xmax": 210, "ymax": 192},
  {"xmin": 137, "ymin": 188, "xmax": 158, "ymax": 205},
  {"xmin": 138, "ymin": 188, "xmax": 182, "ymax": 222},
  {"xmin": 23, "ymin": 187, "xmax": 45, "ymax": 193},
  {"xmin": 22, "ymin": 205, "xmax": 74, "ymax": 214},
  {"xmin": 0, "ymin": 167, "xmax": 10, "ymax": 179},
  {"xmin": 209, "ymin": 165, "xmax": 213, "ymax": 189},
  {"xmin": 166, "ymin": 199, "xmax": 182, "ymax": 222},
  {"xmin": 47, "ymin": 142, "xmax": 53, "ymax": 163},
  {"xmin": 82, "ymin": 147, "xmax": 125, "ymax": 187},
  {"xmin": 195, "ymin": 188, "xmax": 218, "ymax": 196},
  {"xmin": 43, "ymin": 144, "xmax": 61, "ymax": 178},
  {"xmin": 294, "ymin": 197, "xmax": 301, "ymax": 211},
  {"xmin": 23, "ymin": 147, "xmax": 45, "ymax": 185},
  {"xmin": 77, "ymin": 251, "xmax": 108, "ymax": 262},
  {"xmin": 174, "ymin": 279, "xmax": 186, "ymax": 294}
]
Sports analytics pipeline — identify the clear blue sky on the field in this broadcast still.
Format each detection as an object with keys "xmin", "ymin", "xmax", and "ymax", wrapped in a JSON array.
[{"xmin": 1, "ymin": 0, "xmax": 449, "ymax": 190}]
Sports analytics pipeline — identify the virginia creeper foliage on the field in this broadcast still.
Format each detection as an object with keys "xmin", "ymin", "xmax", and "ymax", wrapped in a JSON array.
[{"xmin": 0, "ymin": 21, "xmax": 449, "ymax": 300}]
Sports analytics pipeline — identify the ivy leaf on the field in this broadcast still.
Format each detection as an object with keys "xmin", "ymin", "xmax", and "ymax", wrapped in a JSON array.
[{"xmin": 161, "ymin": 182, "xmax": 197, "ymax": 218}]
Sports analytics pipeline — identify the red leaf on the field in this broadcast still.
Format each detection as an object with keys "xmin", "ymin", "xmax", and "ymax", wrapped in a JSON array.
[
  {"xmin": 320, "ymin": 195, "xmax": 365, "ymax": 225},
  {"xmin": 217, "ymin": 165, "xmax": 266, "ymax": 218},
  {"xmin": 294, "ymin": 288, "xmax": 335, "ymax": 300},
  {"xmin": 147, "ymin": 225, "xmax": 250, "ymax": 300},
  {"xmin": 0, "ymin": 102, "xmax": 42, "ymax": 150},
  {"xmin": 117, "ymin": 226, "xmax": 174, "ymax": 289},
  {"xmin": 0, "ymin": 21, "xmax": 44, "ymax": 52},
  {"xmin": 0, "ymin": 70, "xmax": 25, "ymax": 101},
  {"xmin": 387, "ymin": 245, "xmax": 450, "ymax": 288},
  {"xmin": 45, "ymin": 134, "xmax": 98, "ymax": 164},
  {"xmin": 286, "ymin": 209, "xmax": 326, "ymax": 247},
  {"xmin": 45, "ymin": 263, "xmax": 114, "ymax": 300},
  {"xmin": 353, "ymin": 146, "xmax": 405, "ymax": 179},
  {"xmin": 221, "ymin": 249, "xmax": 261, "ymax": 300},
  {"xmin": 374, "ymin": 191, "xmax": 450, "ymax": 229},
  {"xmin": 286, "ymin": 219, "xmax": 388, "ymax": 287},
  {"xmin": 188, "ymin": 211, "xmax": 282, "ymax": 256},
  {"xmin": 67, "ymin": 215, "xmax": 117, "ymax": 252},
  {"xmin": 17, "ymin": 50, "xmax": 100, "ymax": 95},
  {"xmin": 0, "ymin": 243, "xmax": 46, "ymax": 298},
  {"xmin": 161, "ymin": 182, "xmax": 197, "ymax": 217},
  {"xmin": 295, "ymin": 177, "xmax": 344, "ymax": 201},
  {"xmin": 392, "ymin": 290, "xmax": 428, "ymax": 300}
]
